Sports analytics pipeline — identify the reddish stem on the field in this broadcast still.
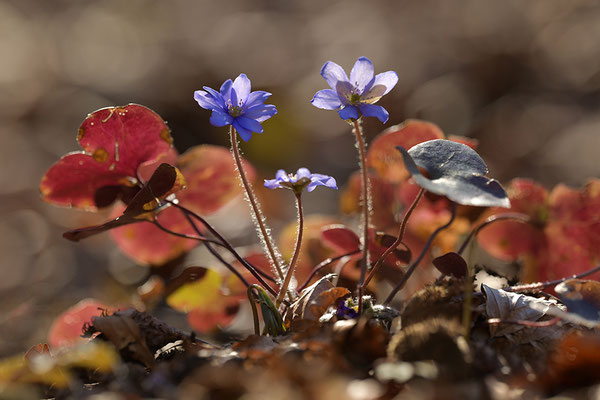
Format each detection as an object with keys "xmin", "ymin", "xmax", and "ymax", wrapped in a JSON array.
[
  {"xmin": 362, "ymin": 187, "xmax": 424, "ymax": 289},
  {"xmin": 384, "ymin": 202, "xmax": 457, "ymax": 305},
  {"xmin": 457, "ymin": 212, "xmax": 530, "ymax": 256}
]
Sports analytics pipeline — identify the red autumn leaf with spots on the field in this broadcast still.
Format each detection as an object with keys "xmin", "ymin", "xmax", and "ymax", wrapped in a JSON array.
[
  {"xmin": 40, "ymin": 104, "xmax": 174, "ymax": 210},
  {"xmin": 41, "ymin": 103, "xmax": 257, "ymax": 266},
  {"xmin": 478, "ymin": 178, "xmax": 600, "ymax": 282}
]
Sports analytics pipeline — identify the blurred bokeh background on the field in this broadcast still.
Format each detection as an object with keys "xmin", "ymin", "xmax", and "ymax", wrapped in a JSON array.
[{"xmin": 1, "ymin": 0, "xmax": 599, "ymax": 355}]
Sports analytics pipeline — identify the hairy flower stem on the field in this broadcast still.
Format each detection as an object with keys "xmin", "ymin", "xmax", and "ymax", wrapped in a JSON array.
[
  {"xmin": 352, "ymin": 119, "xmax": 371, "ymax": 314},
  {"xmin": 275, "ymin": 193, "xmax": 304, "ymax": 308},
  {"xmin": 384, "ymin": 202, "xmax": 457, "ymax": 305},
  {"xmin": 230, "ymin": 126, "xmax": 285, "ymax": 284},
  {"xmin": 362, "ymin": 188, "xmax": 425, "ymax": 290}
]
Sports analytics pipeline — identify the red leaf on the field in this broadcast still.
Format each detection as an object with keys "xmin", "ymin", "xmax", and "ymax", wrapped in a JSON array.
[
  {"xmin": 278, "ymin": 215, "xmax": 341, "ymax": 284},
  {"xmin": 321, "ymin": 225, "xmax": 361, "ymax": 254},
  {"xmin": 110, "ymin": 205, "xmax": 199, "ymax": 265},
  {"xmin": 447, "ymin": 134, "xmax": 478, "ymax": 149},
  {"xmin": 539, "ymin": 332, "xmax": 600, "ymax": 392},
  {"xmin": 40, "ymin": 104, "xmax": 173, "ymax": 210},
  {"xmin": 478, "ymin": 179, "xmax": 600, "ymax": 283},
  {"xmin": 507, "ymin": 179, "xmax": 549, "ymax": 224},
  {"xmin": 433, "ymin": 252, "xmax": 468, "ymax": 278},
  {"xmin": 320, "ymin": 225, "xmax": 410, "ymax": 285},
  {"xmin": 178, "ymin": 145, "xmax": 256, "ymax": 215},
  {"xmin": 48, "ymin": 298, "xmax": 109, "ymax": 348},
  {"xmin": 62, "ymin": 163, "xmax": 187, "ymax": 242},
  {"xmin": 366, "ymin": 120, "xmax": 445, "ymax": 183},
  {"xmin": 187, "ymin": 301, "xmax": 240, "ymax": 332}
]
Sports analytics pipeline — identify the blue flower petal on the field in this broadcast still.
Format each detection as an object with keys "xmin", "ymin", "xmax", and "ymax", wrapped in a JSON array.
[
  {"xmin": 232, "ymin": 120, "xmax": 253, "ymax": 141},
  {"xmin": 335, "ymin": 81, "xmax": 354, "ymax": 106},
  {"xmin": 296, "ymin": 168, "xmax": 311, "ymax": 179},
  {"xmin": 233, "ymin": 74, "xmax": 251, "ymax": 104},
  {"xmin": 363, "ymin": 71, "xmax": 398, "ymax": 100},
  {"xmin": 358, "ymin": 103, "xmax": 389, "ymax": 123},
  {"xmin": 229, "ymin": 87, "xmax": 239, "ymax": 109},
  {"xmin": 209, "ymin": 110, "xmax": 234, "ymax": 127},
  {"xmin": 194, "ymin": 90, "xmax": 221, "ymax": 111},
  {"xmin": 219, "ymin": 79, "xmax": 233, "ymax": 101},
  {"xmin": 311, "ymin": 89, "xmax": 342, "ymax": 110},
  {"xmin": 275, "ymin": 169, "xmax": 288, "ymax": 180},
  {"xmin": 244, "ymin": 91, "xmax": 271, "ymax": 109},
  {"xmin": 320, "ymin": 61, "xmax": 350, "ymax": 90},
  {"xmin": 265, "ymin": 168, "xmax": 337, "ymax": 193},
  {"xmin": 306, "ymin": 175, "xmax": 337, "ymax": 192},
  {"xmin": 338, "ymin": 105, "xmax": 359, "ymax": 120},
  {"xmin": 350, "ymin": 57, "xmax": 374, "ymax": 92},
  {"xmin": 264, "ymin": 178, "xmax": 282, "ymax": 189},
  {"xmin": 236, "ymin": 116, "xmax": 263, "ymax": 134},
  {"xmin": 244, "ymin": 104, "xmax": 277, "ymax": 123},
  {"xmin": 202, "ymin": 86, "xmax": 226, "ymax": 109}
]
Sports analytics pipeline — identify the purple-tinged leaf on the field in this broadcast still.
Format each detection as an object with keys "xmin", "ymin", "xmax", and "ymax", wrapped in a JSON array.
[
  {"xmin": 397, "ymin": 140, "xmax": 510, "ymax": 208},
  {"xmin": 433, "ymin": 252, "xmax": 467, "ymax": 278}
]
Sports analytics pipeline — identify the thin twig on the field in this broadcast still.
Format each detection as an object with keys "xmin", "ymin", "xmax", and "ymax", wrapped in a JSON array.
[
  {"xmin": 177, "ymin": 211, "xmax": 250, "ymax": 288},
  {"xmin": 384, "ymin": 202, "xmax": 457, "ymax": 305},
  {"xmin": 176, "ymin": 207, "xmax": 278, "ymax": 296},
  {"xmin": 487, "ymin": 317, "xmax": 561, "ymax": 328},
  {"xmin": 168, "ymin": 200, "xmax": 277, "ymax": 285},
  {"xmin": 298, "ymin": 250, "xmax": 361, "ymax": 292},
  {"xmin": 152, "ymin": 217, "xmax": 223, "ymax": 247},
  {"xmin": 362, "ymin": 187, "xmax": 425, "ymax": 289},
  {"xmin": 506, "ymin": 265, "xmax": 600, "ymax": 292},
  {"xmin": 457, "ymin": 213, "xmax": 530, "ymax": 256}
]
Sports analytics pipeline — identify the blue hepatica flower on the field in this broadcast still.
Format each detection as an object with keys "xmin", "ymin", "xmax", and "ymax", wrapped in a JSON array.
[
  {"xmin": 194, "ymin": 74, "xmax": 277, "ymax": 141},
  {"xmin": 311, "ymin": 57, "xmax": 398, "ymax": 123},
  {"xmin": 264, "ymin": 168, "xmax": 338, "ymax": 194}
]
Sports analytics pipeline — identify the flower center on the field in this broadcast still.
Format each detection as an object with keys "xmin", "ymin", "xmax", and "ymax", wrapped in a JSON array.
[
  {"xmin": 348, "ymin": 92, "xmax": 362, "ymax": 105},
  {"xmin": 226, "ymin": 100, "xmax": 244, "ymax": 117}
]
